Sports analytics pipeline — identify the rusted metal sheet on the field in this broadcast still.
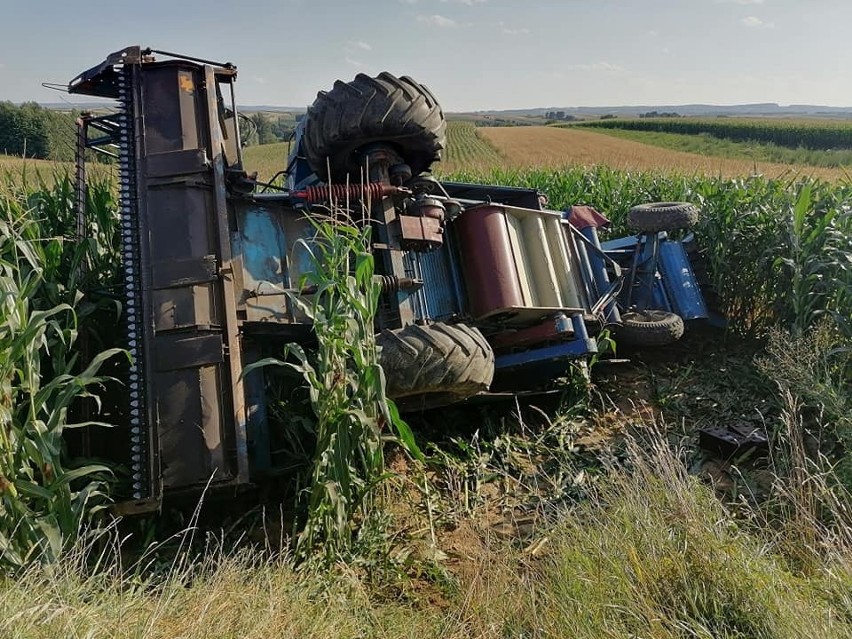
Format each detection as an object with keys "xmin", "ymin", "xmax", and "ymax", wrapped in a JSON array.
[
  {"xmin": 203, "ymin": 64, "xmax": 249, "ymax": 484},
  {"xmin": 155, "ymin": 333, "xmax": 224, "ymax": 371},
  {"xmin": 152, "ymin": 255, "xmax": 217, "ymax": 290},
  {"xmin": 488, "ymin": 313, "xmax": 574, "ymax": 351},
  {"xmin": 145, "ymin": 149, "xmax": 208, "ymax": 177},
  {"xmin": 68, "ymin": 51, "xmax": 257, "ymax": 506},
  {"xmin": 152, "ymin": 286, "xmax": 215, "ymax": 332},
  {"xmin": 397, "ymin": 215, "xmax": 443, "ymax": 251},
  {"xmin": 699, "ymin": 425, "xmax": 768, "ymax": 458},
  {"xmin": 154, "ymin": 365, "xmax": 228, "ymax": 488}
]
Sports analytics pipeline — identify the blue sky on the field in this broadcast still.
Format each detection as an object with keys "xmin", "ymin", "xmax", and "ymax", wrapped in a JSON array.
[{"xmin": 1, "ymin": 0, "xmax": 849, "ymax": 111}]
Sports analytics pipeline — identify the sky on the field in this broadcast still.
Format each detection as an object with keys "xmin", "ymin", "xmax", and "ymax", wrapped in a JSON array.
[{"xmin": 1, "ymin": 0, "xmax": 850, "ymax": 111}]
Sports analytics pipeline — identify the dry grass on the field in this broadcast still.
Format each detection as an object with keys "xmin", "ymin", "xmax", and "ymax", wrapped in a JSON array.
[
  {"xmin": 2, "ymin": 428, "xmax": 851, "ymax": 639},
  {"xmin": 242, "ymin": 142, "xmax": 293, "ymax": 182},
  {"xmin": 479, "ymin": 126, "xmax": 852, "ymax": 181},
  {"xmin": 0, "ymin": 154, "xmax": 61, "ymax": 173},
  {"xmin": 0, "ymin": 154, "xmax": 114, "ymax": 185}
]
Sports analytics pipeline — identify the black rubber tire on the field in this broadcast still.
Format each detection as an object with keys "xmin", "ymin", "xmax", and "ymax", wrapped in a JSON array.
[
  {"xmin": 616, "ymin": 310, "xmax": 685, "ymax": 346},
  {"xmin": 302, "ymin": 72, "xmax": 447, "ymax": 181},
  {"xmin": 377, "ymin": 322, "xmax": 494, "ymax": 410},
  {"xmin": 627, "ymin": 202, "xmax": 699, "ymax": 233}
]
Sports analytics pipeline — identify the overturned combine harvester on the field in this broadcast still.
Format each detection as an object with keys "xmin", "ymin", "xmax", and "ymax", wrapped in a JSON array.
[{"xmin": 67, "ymin": 47, "xmax": 708, "ymax": 513}]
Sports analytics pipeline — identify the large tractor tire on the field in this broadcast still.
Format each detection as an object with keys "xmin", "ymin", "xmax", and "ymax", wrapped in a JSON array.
[
  {"xmin": 302, "ymin": 72, "xmax": 447, "ymax": 181},
  {"xmin": 615, "ymin": 310, "xmax": 685, "ymax": 346},
  {"xmin": 627, "ymin": 202, "xmax": 699, "ymax": 233},
  {"xmin": 377, "ymin": 322, "xmax": 494, "ymax": 411}
]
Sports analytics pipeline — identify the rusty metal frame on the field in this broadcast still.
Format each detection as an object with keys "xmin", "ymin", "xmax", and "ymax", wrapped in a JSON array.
[
  {"xmin": 204, "ymin": 64, "xmax": 250, "ymax": 483},
  {"xmin": 129, "ymin": 61, "xmax": 163, "ymax": 511}
]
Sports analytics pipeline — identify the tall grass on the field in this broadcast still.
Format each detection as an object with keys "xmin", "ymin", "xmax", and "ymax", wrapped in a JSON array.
[
  {"xmin": 2, "ymin": 430, "xmax": 850, "ymax": 639},
  {"xmin": 529, "ymin": 432, "xmax": 852, "ymax": 639}
]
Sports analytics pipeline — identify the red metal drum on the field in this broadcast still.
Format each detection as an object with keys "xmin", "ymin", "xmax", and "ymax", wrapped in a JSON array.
[{"xmin": 455, "ymin": 205, "xmax": 524, "ymax": 318}]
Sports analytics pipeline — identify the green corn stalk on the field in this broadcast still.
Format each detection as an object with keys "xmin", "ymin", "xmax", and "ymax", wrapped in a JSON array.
[
  {"xmin": 0, "ymin": 184, "xmax": 123, "ymax": 569},
  {"xmin": 245, "ymin": 216, "xmax": 420, "ymax": 563}
]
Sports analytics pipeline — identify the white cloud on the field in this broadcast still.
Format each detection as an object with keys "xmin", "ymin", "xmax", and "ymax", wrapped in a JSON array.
[
  {"xmin": 345, "ymin": 57, "xmax": 363, "ymax": 67},
  {"xmin": 441, "ymin": 0, "xmax": 487, "ymax": 4},
  {"xmin": 399, "ymin": 0, "xmax": 417, "ymax": 4},
  {"xmin": 717, "ymin": 0, "xmax": 765, "ymax": 4},
  {"xmin": 251, "ymin": 76, "xmax": 267, "ymax": 84},
  {"xmin": 497, "ymin": 20, "xmax": 528, "ymax": 35},
  {"xmin": 348, "ymin": 40, "xmax": 372, "ymax": 51},
  {"xmin": 566, "ymin": 61, "xmax": 625, "ymax": 73},
  {"xmin": 741, "ymin": 16, "xmax": 774, "ymax": 28},
  {"xmin": 417, "ymin": 14, "xmax": 458, "ymax": 28}
]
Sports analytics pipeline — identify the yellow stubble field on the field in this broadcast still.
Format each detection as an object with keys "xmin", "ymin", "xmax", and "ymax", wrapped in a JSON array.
[{"xmin": 478, "ymin": 126, "xmax": 850, "ymax": 180}]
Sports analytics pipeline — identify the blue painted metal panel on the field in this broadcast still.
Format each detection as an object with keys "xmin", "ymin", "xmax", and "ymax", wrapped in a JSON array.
[
  {"xmin": 495, "ymin": 336, "xmax": 597, "ymax": 370},
  {"xmin": 600, "ymin": 235, "xmax": 640, "ymax": 252},
  {"xmin": 232, "ymin": 202, "xmax": 315, "ymax": 323},
  {"xmin": 658, "ymin": 242, "xmax": 709, "ymax": 320},
  {"xmin": 240, "ymin": 206, "xmax": 288, "ymax": 287},
  {"xmin": 242, "ymin": 350, "xmax": 271, "ymax": 476},
  {"xmin": 416, "ymin": 239, "xmax": 465, "ymax": 321}
]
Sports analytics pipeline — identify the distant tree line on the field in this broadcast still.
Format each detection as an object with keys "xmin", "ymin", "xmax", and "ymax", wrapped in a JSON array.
[
  {"xmin": 241, "ymin": 113, "xmax": 296, "ymax": 146},
  {"xmin": 580, "ymin": 117, "xmax": 852, "ymax": 150},
  {"xmin": 0, "ymin": 102, "xmax": 77, "ymax": 161},
  {"xmin": 639, "ymin": 111, "xmax": 681, "ymax": 118},
  {"xmin": 544, "ymin": 111, "xmax": 577, "ymax": 121}
]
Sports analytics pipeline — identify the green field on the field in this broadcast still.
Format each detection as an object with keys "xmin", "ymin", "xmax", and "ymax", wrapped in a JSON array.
[
  {"xmin": 441, "ymin": 120, "xmax": 504, "ymax": 170},
  {"xmin": 583, "ymin": 127, "xmax": 852, "ymax": 168},
  {"xmin": 579, "ymin": 116, "xmax": 852, "ymax": 151},
  {"xmin": 2, "ymin": 125, "xmax": 852, "ymax": 637}
]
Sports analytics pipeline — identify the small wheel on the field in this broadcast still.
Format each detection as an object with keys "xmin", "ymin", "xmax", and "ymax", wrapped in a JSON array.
[
  {"xmin": 616, "ymin": 310, "xmax": 684, "ymax": 346},
  {"xmin": 627, "ymin": 202, "xmax": 699, "ymax": 233},
  {"xmin": 377, "ymin": 322, "xmax": 494, "ymax": 410}
]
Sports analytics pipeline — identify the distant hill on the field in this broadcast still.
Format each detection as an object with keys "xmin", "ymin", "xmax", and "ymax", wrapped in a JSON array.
[
  {"xmin": 36, "ymin": 101, "xmax": 852, "ymax": 119},
  {"xmin": 459, "ymin": 103, "xmax": 852, "ymax": 119}
]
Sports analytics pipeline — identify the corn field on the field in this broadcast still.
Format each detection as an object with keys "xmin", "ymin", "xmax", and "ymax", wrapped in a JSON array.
[
  {"xmin": 0, "ymin": 173, "xmax": 124, "ymax": 569},
  {"xmin": 441, "ymin": 121, "xmax": 504, "ymax": 170},
  {"xmin": 580, "ymin": 117, "xmax": 852, "ymax": 151}
]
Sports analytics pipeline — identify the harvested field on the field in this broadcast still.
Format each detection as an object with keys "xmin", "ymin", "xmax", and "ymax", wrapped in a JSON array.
[{"xmin": 479, "ymin": 126, "xmax": 851, "ymax": 180}]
